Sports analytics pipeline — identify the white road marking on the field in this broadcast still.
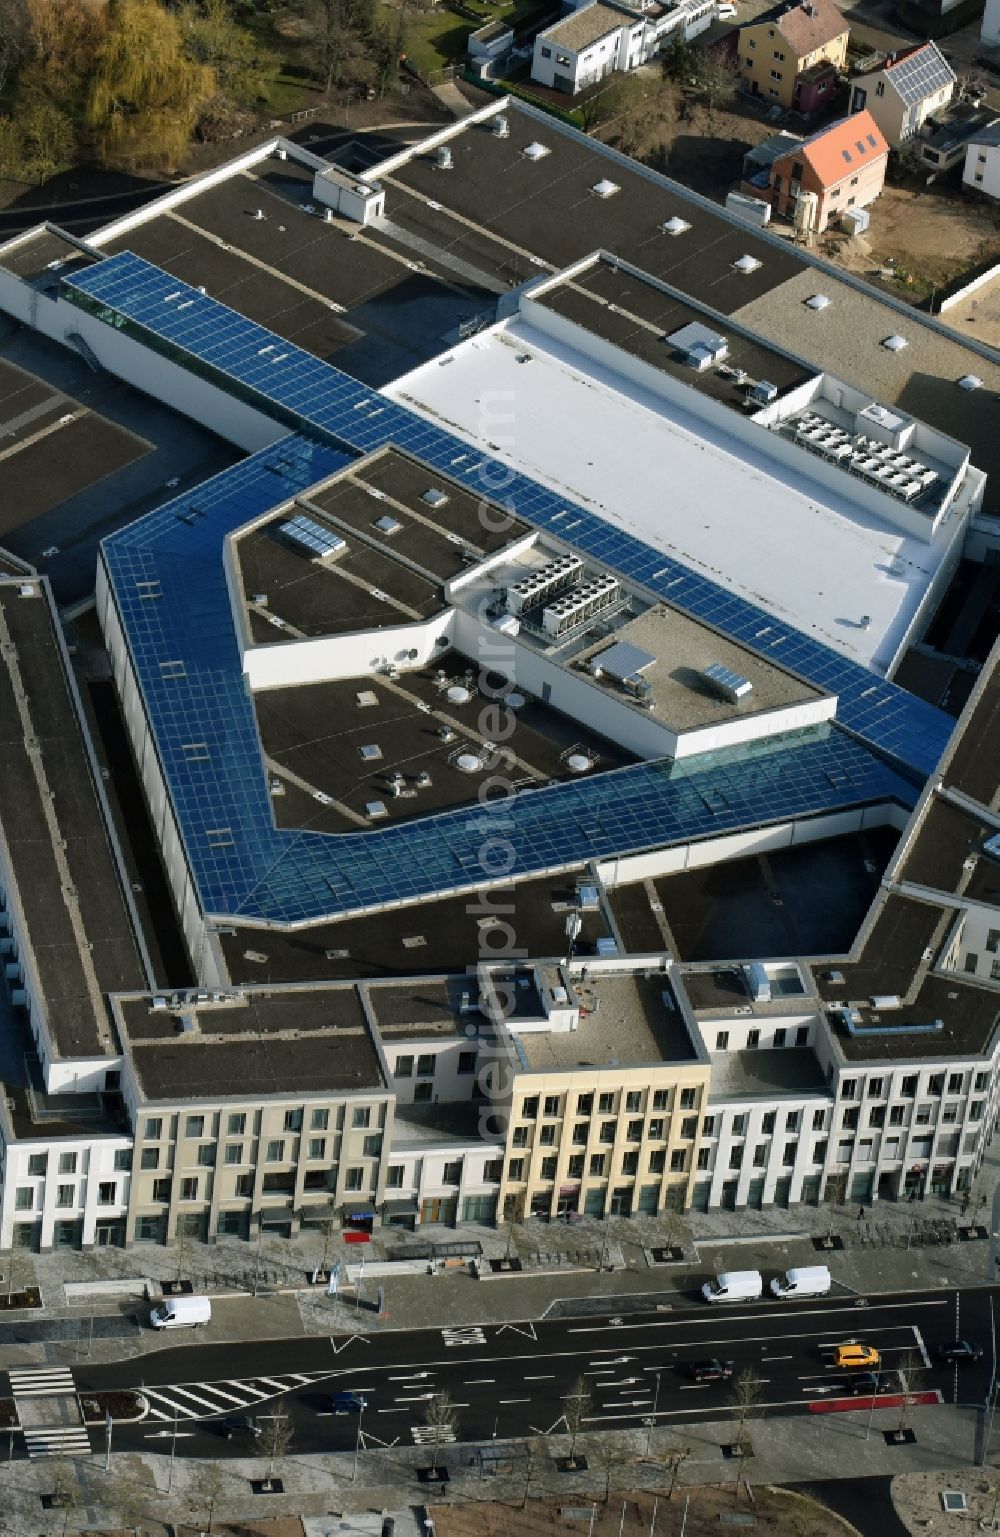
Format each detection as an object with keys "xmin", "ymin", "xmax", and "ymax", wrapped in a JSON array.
[
  {"xmin": 498, "ymin": 1398, "xmax": 530, "ymax": 1404},
  {"xmin": 524, "ymin": 1375, "xmax": 554, "ymax": 1381},
  {"xmin": 464, "ymin": 1378, "xmax": 496, "ymax": 1385},
  {"xmin": 762, "ymin": 1355, "xmax": 793, "ymax": 1361}
]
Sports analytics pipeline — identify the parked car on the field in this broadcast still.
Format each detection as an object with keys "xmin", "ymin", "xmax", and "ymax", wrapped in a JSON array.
[
  {"xmin": 935, "ymin": 1340, "xmax": 983, "ymax": 1364},
  {"xmin": 683, "ymin": 1358, "xmax": 734, "ymax": 1383},
  {"xmin": 331, "ymin": 1391, "xmax": 368, "ymax": 1413},
  {"xmin": 832, "ymin": 1343, "xmax": 880, "ymax": 1370},
  {"xmin": 841, "ymin": 1372, "xmax": 893, "ymax": 1397},
  {"xmin": 222, "ymin": 1415, "xmax": 261, "ymax": 1439}
]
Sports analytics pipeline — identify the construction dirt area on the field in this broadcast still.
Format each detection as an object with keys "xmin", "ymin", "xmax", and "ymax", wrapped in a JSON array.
[{"xmin": 428, "ymin": 1485, "xmax": 856, "ymax": 1537}]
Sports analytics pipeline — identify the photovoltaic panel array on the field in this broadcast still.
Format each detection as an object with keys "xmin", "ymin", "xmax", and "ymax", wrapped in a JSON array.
[{"xmin": 67, "ymin": 253, "xmax": 943, "ymax": 923}]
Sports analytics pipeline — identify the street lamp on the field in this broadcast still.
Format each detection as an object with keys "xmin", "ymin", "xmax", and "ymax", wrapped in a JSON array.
[
  {"xmin": 352, "ymin": 1401, "xmax": 366, "ymax": 1483},
  {"xmin": 645, "ymin": 1371, "xmax": 663, "ymax": 1453}
]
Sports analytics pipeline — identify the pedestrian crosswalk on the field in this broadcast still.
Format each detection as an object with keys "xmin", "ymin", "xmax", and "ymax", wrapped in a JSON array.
[
  {"xmin": 142, "ymin": 1371, "xmax": 328, "ymax": 1421},
  {"xmin": 23, "ymin": 1425, "xmax": 91, "ymax": 1459},
  {"xmin": 8, "ymin": 1365, "xmax": 76, "ymax": 1398},
  {"xmin": 412, "ymin": 1427, "xmax": 457, "ymax": 1445}
]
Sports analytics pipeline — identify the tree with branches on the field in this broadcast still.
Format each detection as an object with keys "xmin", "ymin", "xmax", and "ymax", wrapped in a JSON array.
[
  {"xmin": 661, "ymin": 1438, "xmax": 691, "ymax": 1499},
  {"xmin": 259, "ymin": 1413, "xmax": 294, "ymax": 1488},
  {"xmin": 728, "ymin": 1367, "xmax": 762, "ymax": 1499},
  {"xmin": 195, "ymin": 1460, "xmax": 228, "ymax": 1535},
  {"xmin": 423, "ymin": 1390, "xmax": 459, "ymax": 1465},
  {"xmin": 563, "ymin": 1374, "xmax": 592, "ymax": 1468},
  {"xmin": 890, "ymin": 1348, "xmax": 925, "ymax": 1441}
]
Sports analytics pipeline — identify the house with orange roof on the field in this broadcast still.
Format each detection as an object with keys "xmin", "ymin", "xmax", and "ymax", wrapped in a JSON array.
[
  {"xmin": 737, "ymin": 0, "xmax": 848, "ymax": 114},
  {"xmin": 753, "ymin": 110, "xmax": 890, "ymax": 232}
]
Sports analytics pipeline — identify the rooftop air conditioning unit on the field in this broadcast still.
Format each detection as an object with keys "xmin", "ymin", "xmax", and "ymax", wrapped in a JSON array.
[
  {"xmin": 494, "ymin": 114, "xmax": 509, "ymax": 138},
  {"xmin": 436, "ymin": 146, "xmax": 454, "ymax": 170},
  {"xmin": 751, "ymin": 379, "xmax": 777, "ymax": 403}
]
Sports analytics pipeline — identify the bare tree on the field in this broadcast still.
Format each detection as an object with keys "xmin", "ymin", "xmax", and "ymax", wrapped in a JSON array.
[
  {"xmin": 423, "ymin": 1391, "xmax": 459, "ymax": 1464},
  {"xmin": 196, "ymin": 1460, "xmax": 228, "ymax": 1535},
  {"xmin": 891, "ymin": 1348, "xmax": 925, "ymax": 1440},
  {"xmin": 661, "ymin": 1438, "xmax": 691, "ymax": 1499},
  {"xmin": 728, "ymin": 1368, "xmax": 763, "ymax": 1499},
  {"xmin": 600, "ymin": 1431, "xmax": 634, "ymax": 1503},
  {"xmin": 50, "ymin": 1462, "xmax": 84, "ymax": 1537},
  {"xmin": 696, "ymin": 49, "xmax": 739, "ymax": 123},
  {"xmin": 113, "ymin": 1482, "xmax": 146, "ymax": 1537},
  {"xmin": 259, "ymin": 1413, "xmax": 294, "ymax": 1487},
  {"xmin": 563, "ymin": 1374, "xmax": 592, "ymax": 1467}
]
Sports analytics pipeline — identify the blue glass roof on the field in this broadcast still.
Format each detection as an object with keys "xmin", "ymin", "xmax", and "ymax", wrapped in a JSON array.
[
  {"xmin": 68, "ymin": 251, "xmax": 953, "ymax": 782},
  {"xmin": 75, "ymin": 253, "xmax": 934, "ymax": 924}
]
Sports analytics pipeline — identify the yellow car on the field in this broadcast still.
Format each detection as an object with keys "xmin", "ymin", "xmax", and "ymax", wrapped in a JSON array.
[{"xmin": 833, "ymin": 1343, "xmax": 880, "ymax": 1370}]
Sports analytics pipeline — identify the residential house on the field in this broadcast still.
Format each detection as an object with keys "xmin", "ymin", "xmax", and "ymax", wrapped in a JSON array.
[
  {"xmin": 760, "ymin": 110, "xmax": 889, "ymax": 231},
  {"xmin": 963, "ymin": 123, "xmax": 1000, "ymax": 198},
  {"xmin": 737, "ymin": 0, "xmax": 849, "ymax": 114},
  {"xmin": 531, "ymin": 2, "xmax": 644, "ymax": 94},
  {"xmin": 923, "ymin": 105, "xmax": 1000, "ymax": 173},
  {"xmin": 849, "ymin": 42, "xmax": 955, "ymax": 147}
]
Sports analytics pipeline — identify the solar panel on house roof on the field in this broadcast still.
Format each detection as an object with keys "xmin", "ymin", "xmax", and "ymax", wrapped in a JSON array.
[
  {"xmin": 593, "ymin": 641, "xmax": 657, "ymax": 681},
  {"xmin": 69, "ymin": 253, "xmax": 952, "ymax": 824},
  {"xmin": 279, "ymin": 513, "xmax": 347, "ymax": 558},
  {"xmin": 887, "ymin": 43, "xmax": 954, "ymax": 108}
]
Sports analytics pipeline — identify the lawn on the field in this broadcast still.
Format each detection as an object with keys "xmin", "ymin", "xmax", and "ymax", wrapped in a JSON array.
[
  {"xmin": 379, "ymin": 0, "xmax": 551, "ymax": 77},
  {"xmin": 244, "ymin": 5, "xmax": 327, "ymax": 117}
]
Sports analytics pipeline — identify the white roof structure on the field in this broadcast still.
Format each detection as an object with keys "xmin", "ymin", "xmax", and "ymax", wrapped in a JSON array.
[{"xmin": 389, "ymin": 321, "xmax": 950, "ymax": 671}]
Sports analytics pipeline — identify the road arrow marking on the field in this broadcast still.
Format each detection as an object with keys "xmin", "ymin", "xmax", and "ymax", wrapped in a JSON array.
[
  {"xmin": 330, "ymin": 1336, "xmax": 369, "ymax": 1355},
  {"xmin": 496, "ymin": 1323, "xmax": 538, "ymax": 1341}
]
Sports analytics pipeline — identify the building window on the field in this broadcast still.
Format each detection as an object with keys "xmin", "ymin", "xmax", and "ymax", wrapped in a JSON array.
[
  {"xmin": 544, "ymin": 1095, "xmax": 561, "ymax": 1116},
  {"xmin": 235, "ymin": 1173, "xmax": 253, "ymax": 1197},
  {"xmin": 197, "ymin": 1145, "xmax": 216, "ymax": 1167},
  {"xmin": 902, "ymin": 1076, "xmax": 917, "ymax": 1098},
  {"xmin": 626, "ymin": 1119, "xmax": 643, "ymax": 1143},
  {"xmin": 153, "ymin": 1177, "xmax": 172, "ymax": 1203},
  {"xmin": 649, "ymin": 1118, "xmax": 665, "ymax": 1139},
  {"xmin": 228, "ymin": 1113, "xmax": 246, "ymax": 1136},
  {"xmin": 395, "ymin": 1055, "xmax": 413, "ymax": 1078},
  {"xmin": 680, "ymin": 1088, "xmax": 697, "ymax": 1110},
  {"xmin": 308, "ymin": 1137, "xmax": 326, "ymax": 1160},
  {"xmin": 136, "ymin": 1215, "xmax": 163, "ymax": 1242},
  {"xmin": 14, "ymin": 1187, "xmax": 32, "ymax": 1211},
  {"xmin": 284, "ymin": 1109, "xmax": 302, "ymax": 1133},
  {"xmin": 745, "ymin": 55, "xmax": 754, "ymax": 65},
  {"xmin": 702, "ymin": 1116, "xmax": 714, "ymax": 1135},
  {"xmin": 842, "ymin": 1107, "xmax": 859, "ymax": 1130},
  {"xmin": 180, "ymin": 1177, "xmax": 199, "ymax": 1201},
  {"xmin": 589, "ymin": 1153, "xmax": 606, "ymax": 1176},
  {"xmin": 875, "ymin": 79, "xmax": 884, "ymax": 95},
  {"xmin": 540, "ymin": 1156, "xmax": 558, "ymax": 1180},
  {"xmin": 508, "ymin": 1158, "xmax": 525, "ymax": 1181},
  {"xmin": 813, "ymin": 1139, "xmax": 827, "ymax": 1163},
  {"xmin": 540, "ymin": 43, "xmax": 551, "ymax": 56},
  {"xmin": 987, "ymin": 930, "xmax": 1000, "ymax": 953},
  {"xmin": 773, "ymin": 1028, "xmax": 786, "ymax": 1047},
  {"xmin": 27, "ymin": 1154, "xmax": 47, "ymax": 1177},
  {"xmin": 770, "ymin": 69, "xmax": 782, "ymax": 80},
  {"xmin": 868, "ymin": 1078, "xmax": 884, "ymax": 1098},
  {"xmin": 572, "ymin": 1122, "xmax": 589, "ymax": 1145},
  {"xmin": 97, "ymin": 1182, "xmax": 117, "ymax": 1205},
  {"xmin": 929, "ymin": 1074, "xmax": 944, "ymax": 1096},
  {"xmin": 812, "ymin": 1109, "xmax": 825, "ymax": 1130},
  {"xmin": 732, "ymin": 1114, "xmax": 747, "ymax": 1136},
  {"xmin": 773, "ymin": 48, "xmax": 784, "ymax": 58},
  {"xmin": 783, "ymin": 1141, "xmax": 797, "ymax": 1167},
  {"xmin": 748, "ymin": 1028, "xmax": 760, "ymax": 1048},
  {"xmin": 622, "ymin": 1151, "xmax": 639, "ymax": 1176},
  {"xmin": 225, "ymin": 1143, "xmax": 243, "ymax": 1165},
  {"xmin": 916, "ymin": 1104, "xmax": 932, "ymax": 1125},
  {"xmin": 442, "ymin": 1161, "xmax": 462, "ymax": 1185},
  {"xmin": 785, "ymin": 1111, "xmax": 798, "ymax": 1132},
  {"xmin": 386, "ymin": 1165, "xmax": 405, "ymax": 1188},
  {"xmin": 522, "ymin": 1097, "xmax": 539, "ymax": 1119},
  {"xmin": 836, "ymin": 1140, "xmax": 853, "ymax": 1164},
  {"xmin": 185, "ymin": 1115, "xmax": 204, "ymax": 1138},
  {"xmin": 417, "ymin": 1055, "xmax": 436, "ymax": 1077},
  {"xmin": 352, "ymin": 1107, "xmax": 371, "ymax": 1129},
  {"xmin": 965, "ymin": 953, "xmax": 980, "ymax": 972},
  {"xmin": 568, "ymin": 1154, "xmax": 585, "ymax": 1179},
  {"xmin": 948, "ymin": 1072, "xmax": 965, "ymax": 1094},
  {"xmin": 540, "ymin": 1125, "xmax": 557, "ymax": 1146},
  {"xmin": 266, "ymin": 1139, "xmax": 285, "ymax": 1162},
  {"xmin": 141, "ymin": 1147, "xmax": 159, "ymax": 1171},
  {"xmin": 841, "ymin": 1079, "xmax": 857, "ymax": 1100},
  {"xmin": 889, "ymin": 1105, "xmax": 905, "ymax": 1126},
  {"xmin": 346, "ymin": 1168, "xmax": 364, "ymax": 1191},
  {"xmin": 646, "ymin": 1149, "xmax": 664, "ymax": 1174},
  {"xmin": 762, "ymin": 1111, "xmax": 776, "ymax": 1134},
  {"xmin": 697, "ymin": 1147, "xmax": 711, "ymax": 1170},
  {"xmin": 753, "ymin": 1143, "xmax": 767, "ymax": 1168},
  {"xmin": 869, "ymin": 1106, "xmax": 885, "ymax": 1128},
  {"xmin": 796, "ymin": 1026, "xmax": 808, "ymax": 1046},
  {"xmin": 729, "ymin": 1146, "xmax": 743, "ymax": 1170},
  {"xmin": 58, "ymin": 1153, "xmax": 77, "ymax": 1175},
  {"xmin": 56, "ymin": 1185, "xmax": 75, "ymax": 1208},
  {"xmin": 652, "ymin": 1089, "xmax": 670, "ymax": 1111},
  {"xmin": 414, "ymin": 1082, "xmax": 433, "ymax": 1103},
  {"xmin": 513, "ymin": 1127, "xmax": 529, "ymax": 1148},
  {"xmin": 716, "ymin": 1030, "xmax": 730, "ymax": 1049},
  {"xmin": 458, "ymin": 1051, "xmax": 476, "ymax": 1075},
  {"xmin": 942, "ymin": 1103, "xmax": 959, "ymax": 1124},
  {"xmin": 600, "ymin": 1120, "xmax": 616, "ymax": 1144},
  {"xmin": 625, "ymin": 1091, "xmax": 642, "ymax": 1112},
  {"xmin": 363, "ymin": 1134, "xmax": 383, "ymax": 1159},
  {"xmin": 975, "ymin": 1073, "xmax": 990, "ymax": 1092},
  {"xmin": 970, "ymin": 1101, "xmax": 984, "ymax": 1122},
  {"xmin": 483, "ymin": 1159, "xmax": 502, "ymax": 1182},
  {"xmin": 145, "ymin": 1117, "xmax": 162, "ymax": 1140}
]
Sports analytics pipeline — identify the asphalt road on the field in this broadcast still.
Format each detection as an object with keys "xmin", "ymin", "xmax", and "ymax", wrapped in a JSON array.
[{"xmin": 23, "ymin": 1284, "xmax": 990, "ymax": 1463}]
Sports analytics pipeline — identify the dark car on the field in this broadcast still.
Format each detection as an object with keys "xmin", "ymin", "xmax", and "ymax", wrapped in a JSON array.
[
  {"xmin": 683, "ymin": 1358, "xmax": 734, "ymax": 1383},
  {"xmin": 222, "ymin": 1415, "xmax": 261, "ymax": 1439},
  {"xmin": 935, "ymin": 1340, "xmax": 983, "ymax": 1365},
  {"xmin": 841, "ymin": 1372, "xmax": 893, "ymax": 1397},
  {"xmin": 331, "ymin": 1391, "xmax": 369, "ymax": 1413}
]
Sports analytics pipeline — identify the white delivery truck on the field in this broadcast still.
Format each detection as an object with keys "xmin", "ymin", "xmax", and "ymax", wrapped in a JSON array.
[
  {"xmin": 701, "ymin": 1270, "xmax": 763, "ymax": 1303},
  {"xmin": 149, "ymin": 1294, "xmax": 212, "ymax": 1329},
  {"xmin": 770, "ymin": 1264, "xmax": 831, "ymax": 1299}
]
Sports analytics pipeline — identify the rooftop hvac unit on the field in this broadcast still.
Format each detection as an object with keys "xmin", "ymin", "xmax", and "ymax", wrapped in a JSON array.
[
  {"xmin": 750, "ymin": 379, "xmax": 777, "ymax": 404},
  {"xmin": 252, "ymin": 208, "xmax": 266, "ymax": 221},
  {"xmin": 436, "ymin": 145, "xmax": 454, "ymax": 170},
  {"xmin": 703, "ymin": 662, "xmax": 753, "ymax": 703},
  {"xmin": 494, "ymin": 114, "xmax": 509, "ymax": 138},
  {"xmin": 541, "ymin": 574, "xmax": 619, "ymax": 638},
  {"xmin": 506, "ymin": 553, "xmax": 583, "ymax": 615},
  {"xmin": 744, "ymin": 962, "xmax": 770, "ymax": 1003}
]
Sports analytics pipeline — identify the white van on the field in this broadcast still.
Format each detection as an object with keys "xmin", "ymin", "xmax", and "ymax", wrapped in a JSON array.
[
  {"xmin": 149, "ymin": 1294, "xmax": 212, "ymax": 1329},
  {"xmin": 702, "ymin": 1269, "xmax": 763, "ymax": 1304},
  {"xmin": 770, "ymin": 1264, "xmax": 831, "ymax": 1300}
]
